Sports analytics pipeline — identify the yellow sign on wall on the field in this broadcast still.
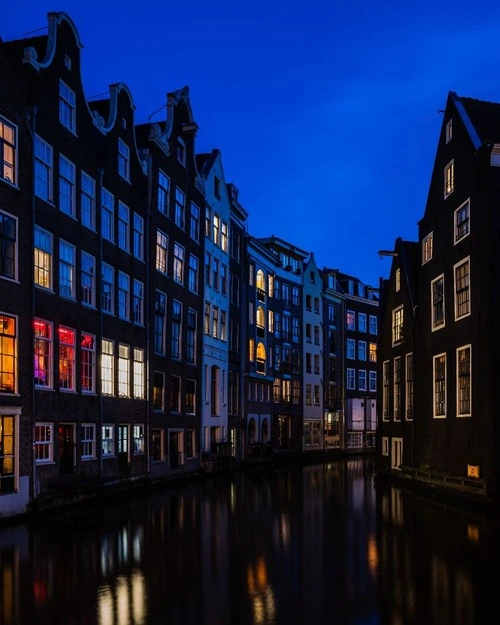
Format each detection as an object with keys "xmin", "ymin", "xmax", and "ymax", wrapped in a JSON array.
[{"xmin": 467, "ymin": 464, "xmax": 480, "ymax": 478}]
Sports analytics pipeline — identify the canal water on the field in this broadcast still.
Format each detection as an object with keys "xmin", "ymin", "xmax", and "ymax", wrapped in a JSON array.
[{"xmin": 0, "ymin": 458, "xmax": 495, "ymax": 625}]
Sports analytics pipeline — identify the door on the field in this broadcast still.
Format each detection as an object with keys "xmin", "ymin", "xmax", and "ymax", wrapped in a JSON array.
[
  {"xmin": 118, "ymin": 425, "xmax": 129, "ymax": 477},
  {"xmin": 169, "ymin": 431, "xmax": 183, "ymax": 468},
  {"xmin": 58, "ymin": 424, "xmax": 75, "ymax": 475}
]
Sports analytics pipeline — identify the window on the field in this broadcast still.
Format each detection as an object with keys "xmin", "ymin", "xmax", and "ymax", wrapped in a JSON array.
[
  {"xmin": 58, "ymin": 326, "xmax": 75, "ymax": 391},
  {"xmin": 81, "ymin": 172, "xmax": 96, "ymax": 230},
  {"xmin": 211, "ymin": 366, "xmax": 220, "ymax": 415},
  {"xmin": 173, "ymin": 243, "xmax": 185, "ymax": 284},
  {"xmin": 0, "ymin": 116, "xmax": 17, "ymax": 185},
  {"xmin": 0, "ymin": 314, "xmax": 16, "ymax": 393},
  {"xmin": 249, "ymin": 338, "xmax": 255, "ymax": 362},
  {"xmin": 213, "ymin": 214, "xmax": 220, "ymax": 246},
  {"xmin": 59, "ymin": 239, "xmax": 76, "ymax": 299},
  {"xmin": 369, "ymin": 342, "xmax": 377, "ymax": 362},
  {"xmin": 292, "ymin": 287, "xmax": 300, "ymax": 306},
  {"xmin": 212, "ymin": 306, "xmax": 219, "ymax": 339},
  {"xmin": 34, "ymin": 226, "xmax": 52, "ymax": 290},
  {"xmin": 0, "ymin": 210, "xmax": 17, "ymax": 280},
  {"xmin": 118, "ymin": 271, "xmax": 130, "ymax": 320},
  {"xmin": 35, "ymin": 423, "xmax": 53, "ymax": 463},
  {"xmin": 186, "ymin": 379, "xmax": 196, "ymax": 414},
  {"xmin": 154, "ymin": 290, "xmax": 167, "ymax": 355},
  {"xmin": 172, "ymin": 300, "xmax": 182, "ymax": 359},
  {"xmin": 392, "ymin": 306, "xmax": 403, "ymax": 344},
  {"xmin": 81, "ymin": 424, "xmax": 96, "ymax": 459},
  {"xmin": 221, "ymin": 222, "xmax": 228, "ymax": 252},
  {"xmin": 118, "ymin": 201, "xmax": 130, "ymax": 252},
  {"xmin": 358, "ymin": 341, "xmax": 367, "ymax": 361},
  {"xmin": 214, "ymin": 176, "xmax": 221, "ymax": 198},
  {"xmin": 346, "ymin": 310, "xmax": 355, "ymax": 330},
  {"xmin": 314, "ymin": 384, "xmax": 320, "ymax": 406},
  {"xmin": 190, "ymin": 203, "xmax": 200, "ymax": 241},
  {"xmin": 153, "ymin": 372, "xmax": 164, "ymax": 410},
  {"xmin": 221, "ymin": 311, "xmax": 227, "ymax": 342},
  {"xmin": 101, "ymin": 188, "xmax": 114, "ymax": 242},
  {"xmin": 306, "ymin": 295, "xmax": 312, "ymax": 311},
  {"xmin": 221, "ymin": 264, "xmax": 227, "ymax": 296},
  {"xmin": 314, "ymin": 354, "xmax": 320, "ymax": 375},
  {"xmin": 422, "ymin": 232, "xmax": 433, "ymax": 264},
  {"xmin": 34, "ymin": 319, "xmax": 53, "ymax": 388},
  {"xmin": 118, "ymin": 139, "xmax": 130, "ymax": 181},
  {"xmin": 101, "ymin": 339, "xmax": 114, "ymax": 396},
  {"xmin": 205, "ymin": 207, "xmax": 211, "ymax": 239},
  {"xmin": 59, "ymin": 80, "xmax": 76, "ymax": 132},
  {"xmin": 383, "ymin": 361, "xmax": 390, "ymax": 421},
  {"xmin": 177, "ymin": 137, "xmax": 186, "ymax": 165},
  {"xmin": 175, "ymin": 188, "xmax": 186, "ymax": 229},
  {"xmin": 406, "ymin": 353, "xmax": 413, "ymax": 420},
  {"xmin": 347, "ymin": 339, "xmax": 355, "ymax": 359},
  {"xmin": 133, "ymin": 425, "xmax": 145, "ymax": 454},
  {"xmin": 101, "ymin": 263, "xmax": 114, "ymax": 315},
  {"xmin": 156, "ymin": 230, "xmax": 168, "ymax": 274},
  {"xmin": 358, "ymin": 370, "xmax": 367, "ymax": 392},
  {"xmin": 431, "ymin": 275, "xmax": 445, "ymax": 330},
  {"xmin": 118, "ymin": 344, "xmax": 130, "ymax": 397},
  {"xmin": 212, "ymin": 258, "xmax": 219, "ymax": 290},
  {"xmin": 151, "ymin": 430, "xmax": 163, "ymax": 461},
  {"xmin": 187, "ymin": 309, "xmax": 197, "ymax": 364},
  {"xmin": 204, "ymin": 301, "xmax": 210, "ymax": 336},
  {"xmin": 369, "ymin": 315, "xmax": 378, "ymax": 335},
  {"xmin": 446, "ymin": 119, "xmax": 452, "ymax": 143},
  {"xmin": 59, "ymin": 155, "xmax": 76, "ymax": 217},
  {"xmin": 393, "ymin": 357, "xmax": 401, "ymax": 421},
  {"xmin": 64, "ymin": 54, "xmax": 72, "ymax": 70},
  {"xmin": 81, "ymin": 333, "xmax": 95, "ymax": 393},
  {"xmin": 454, "ymin": 257, "xmax": 470, "ymax": 319},
  {"xmin": 133, "ymin": 348, "xmax": 145, "ymax": 399},
  {"xmin": 444, "ymin": 160, "xmax": 454, "ymax": 198},
  {"xmin": 102, "ymin": 425, "xmax": 115, "ymax": 456},
  {"xmin": 347, "ymin": 368, "xmax": 355, "ymax": 390},
  {"xmin": 395, "ymin": 268, "xmax": 401, "ymax": 292},
  {"xmin": 454, "ymin": 199, "xmax": 470, "ymax": 243},
  {"xmin": 314, "ymin": 298, "xmax": 320, "ymax": 314},
  {"xmin": 369, "ymin": 370, "xmax": 377, "ymax": 393},
  {"xmin": 158, "ymin": 170, "xmax": 170, "ymax": 216},
  {"xmin": 133, "ymin": 213, "xmax": 144, "ymax": 261},
  {"xmin": 356, "ymin": 312, "xmax": 366, "ymax": 332},
  {"xmin": 292, "ymin": 317, "xmax": 299, "ymax": 342},
  {"xmin": 457, "ymin": 345, "xmax": 471, "ymax": 417},
  {"xmin": 133, "ymin": 279, "xmax": 144, "ymax": 325},
  {"xmin": 433, "ymin": 353, "xmax": 446, "ymax": 418},
  {"xmin": 35, "ymin": 135, "xmax": 53, "ymax": 201},
  {"xmin": 205, "ymin": 252, "xmax": 211, "ymax": 285},
  {"xmin": 170, "ymin": 376, "xmax": 181, "ymax": 412}
]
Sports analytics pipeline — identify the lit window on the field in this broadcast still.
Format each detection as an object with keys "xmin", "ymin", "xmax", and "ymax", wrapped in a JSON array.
[
  {"xmin": 175, "ymin": 188, "xmax": 186, "ymax": 229},
  {"xmin": 156, "ymin": 230, "xmax": 168, "ymax": 274},
  {"xmin": 268, "ymin": 274, "xmax": 274, "ymax": 298},
  {"xmin": 81, "ymin": 172, "xmax": 96, "ymax": 230},
  {"xmin": 34, "ymin": 135, "xmax": 53, "ymax": 201},
  {"xmin": 59, "ymin": 80, "xmax": 76, "ymax": 132},
  {"xmin": 34, "ymin": 319, "xmax": 53, "ymax": 388},
  {"xmin": 133, "ymin": 212, "xmax": 144, "ymax": 261},
  {"xmin": 81, "ymin": 332, "xmax": 95, "ymax": 394},
  {"xmin": 457, "ymin": 345, "xmax": 471, "ymax": 417},
  {"xmin": 118, "ymin": 271, "xmax": 130, "ymax": 320},
  {"xmin": 369, "ymin": 342, "xmax": 377, "ymax": 362},
  {"xmin": 34, "ymin": 226, "xmax": 52, "ymax": 290},
  {"xmin": 393, "ymin": 357, "xmax": 401, "ymax": 420},
  {"xmin": 249, "ymin": 338, "xmax": 255, "ymax": 362},
  {"xmin": 431, "ymin": 275, "xmax": 445, "ymax": 330},
  {"xmin": 0, "ymin": 210, "xmax": 17, "ymax": 280},
  {"xmin": 101, "ymin": 263, "xmax": 114, "ymax": 315},
  {"xmin": 213, "ymin": 214, "xmax": 220, "ymax": 245},
  {"xmin": 422, "ymin": 232, "xmax": 433, "ymax": 264},
  {"xmin": 101, "ymin": 188, "xmax": 114, "ymax": 242},
  {"xmin": 0, "ymin": 313, "xmax": 16, "ymax": 393},
  {"xmin": 204, "ymin": 302, "xmax": 210, "ymax": 336},
  {"xmin": 433, "ymin": 353, "xmax": 446, "ymax": 418},
  {"xmin": 59, "ymin": 239, "xmax": 75, "ymax": 299},
  {"xmin": 221, "ymin": 311, "xmax": 227, "ymax": 342},
  {"xmin": 59, "ymin": 155, "xmax": 75, "ymax": 217},
  {"xmin": 118, "ymin": 138, "xmax": 130, "ymax": 181},
  {"xmin": 454, "ymin": 257, "xmax": 470, "ymax": 319},
  {"xmin": 454, "ymin": 199, "xmax": 470, "ymax": 243},
  {"xmin": 81, "ymin": 424, "xmax": 96, "ymax": 459},
  {"xmin": 0, "ymin": 116, "xmax": 17, "ymax": 185},
  {"xmin": 212, "ymin": 306, "xmax": 219, "ymax": 338},
  {"xmin": 35, "ymin": 423, "xmax": 53, "ymax": 463},
  {"xmin": 158, "ymin": 170, "xmax": 170, "ymax": 216},
  {"xmin": 81, "ymin": 251, "xmax": 96, "ymax": 307},
  {"xmin": 102, "ymin": 424, "xmax": 115, "ymax": 456},
  {"xmin": 185, "ymin": 379, "xmax": 196, "ymax": 414},
  {"xmin": 392, "ymin": 306, "xmax": 403, "ymax": 344},
  {"xmin": 346, "ymin": 310, "xmax": 355, "ymax": 330},
  {"xmin": 221, "ymin": 222, "xmax": 228, "ymax": 252},
  {"xmin": 134, "ymin": 425, "xmax": 145, "ymax": 454},
  {"xmin": 190, "ymin": 203, "xmax": 200, "ymax": 241},
  {"xmin": 173, "ymin": 243, "xmax": 185, "ymax": 284},
  {"xmin": 0, "ymin": 415, "xmax": 16, "ymax": 492},
  {"xmin": 444, "ymin": 160, "xmax": 454, "ymax": 198},
  {"xmin": 133, "ymin": 279, "xmax": 144, "ymax": 325},
  {"xmin": 58, "ymin": 326, "xmax": 75, "ymax": 391},
  {"xmin": 118, "ymin": 343, "xmax": 130, "ymax": 397},
  {"xmin": 395, "ymin": 267, "xmax": 401, "ymax": 292},
  {"xmin": 101, "ymin": 339, "xmax": 114, "ymax": 396},
  {"xmin": 118, "ymin": 201, "xmax": 130, "ymax": 252},
  {"xmin": 133, "ymin": 348, "xmax": 145, "ymax": 399}
]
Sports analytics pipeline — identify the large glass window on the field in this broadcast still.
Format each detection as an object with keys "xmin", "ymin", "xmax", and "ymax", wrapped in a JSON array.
[
  {"xmin": 58, "ymin": 326, "xmax": 75, "ymax": 391},
  {"xmin": 431, "ymin": 275, "xmax": 445, "ymax": 330},
  {"xmin": 158, "ymin": 170, "xmax": 170, "ymax": 215},
  {"xmin": 433, "ymin": 353, "xmax": 446, "ymax": 418},
  {"xmin": 392, "ymin": 306, "xmax": 403, "ymax": 344},
  {"xmin": 81, "ymin": 172, "xmax": 96, "ymax": 230},
  {"xmin": 35, "ymin": 135, "xmax": 53, "ymax": 201},
  {"xmin": 118, "ymin": 271, "xmax": 130, "ymax": 320},
  {"xmin": 405, "ymin": 353, "xmax": 413, "ymax": 420},
  {"xmin": 81, "ymin": 424, "xmax": 96, "ymax": 459},
  {"xmin": 393, "ymin": 357, "xmax": 401, "ymax": 421},
  {"xmin": 188, "ymin": 255, "xmax": 199, "ymax": 294},
  {"xmin": 154, "ymin": 290, "xmax": 166, "ymax": 355},
  {"xmin": 156, "ymin": 230, "xmax": 168, "ymax": 274},
  {"xmin": 457, "ymin": 345, "xmax": 471, "ymax": 416},
  {"xmin": 346, "ymin": 310, "xmax": 355, "ymax": 330},
  {"xmin": 118, "ymin": 139, "xmax": 130, "ymax": 181},
  {"xmin": 454, "ymin": 258, "xmax": 470, "ymax": 319},
  {"xmin": 172, "ymin": 300, "xmax": 182, "ymax": 359},
  {"xmin": 133, "ymin": 212, "xmax": 144, "ymax": 260},
  {"xmin": 101, "ymin": 263, "xmax": 114, "ymax": 314},
  {"xmin": 190, "ymin": 203, "xmax": 200, "ymax": 241},
  {"xmin": 118, "ymin": 201, "xmax": 130, "ymax": 252},
  {"xmin": 35, "ymin": 423, "xmax": 53, "ymax": 463},
  {"xmin": 133, "ymin": 348, "xmax": 145, "ymax": 399},
  {"xmin": 34, "ymin": 226, "xmax": 52, "ymax": 290},
  {"xmin": 59, "ymin": 155, "xmax": 76, "ymax": 217},
  {"xmin": 133, "ymin": 279, "xmax": 144, "ymax": 325},
  {"xmin": 173, "ymin": 243, "xmax": 184, "ymax": 284},
  {"xmin": 101, "ymin": 188, "xmax": 114, "ymax": 242},
  {"xmin": 175, "ymin": 188, "xmax": 186, "ymax": 229},
  {"xmin": 101, "ymin": 339, "xmax": 114, "ymax": 396},
  {"xmin": 34, "ymin": 319, "xmax": 53, "ymax": 388},
  {"xmin": 102, "ymin": 425, "xmax": 115, "ymax": 456},
  {"xmin": 0, "ymin": 314, "xmax": 16, "ymax": 393},
  {"xmin": 118, "ymin": 343, "xmax": 130, "ymax": 397},
  {"xmin": 81, "ymin": 251, "xmax": 95, "ymax": 307},
  {"xmin": 81, "ymin": 333, "xmax": 95, "ymax": 394},
  {"xmin": 187, "ymin": 308, "xmax": 196, "ymax": 364},
  {"xmin": 59, "ymin": 239, "xmax": 76, "ymax": 299},
  {"xmin": 0, "ymin": 414, "xmax": 16, "ymax": 493}
]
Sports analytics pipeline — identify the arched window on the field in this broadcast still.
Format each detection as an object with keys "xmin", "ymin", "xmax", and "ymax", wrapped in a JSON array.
[
  {"xmin": 256, "ymin": 342, "xmax": 266, "ymax": 374},
  {"xmin": 256, "ymin": 269, "xmax": 265, "ymax": 291},
  {"xmin": 256, "ymin": 306, "xmax": 265, "ymax": 337}
]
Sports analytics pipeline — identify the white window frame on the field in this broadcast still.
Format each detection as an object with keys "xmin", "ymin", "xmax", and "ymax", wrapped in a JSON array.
[
  {"xmin": 454, "ymin": 256, "xmax": 471, "ymax": 321},
  {"xmin": 382, "ymin": 436, "xmax": 389, "ymax": 456},
  {"xmin": 188, "ymin": 254, "xmax": 199, "ymax": 294},
  {"xmin": 358, "ymin": 369, "xmax": 367, "ymax": 391},
  {"xmin": 0, "ymin": 209, "xmax": 18, "ymax": 282},
  {"xmin": 118, "ymin": 271, "xmax": 130, "ymax": 321},
  {"xmin": 81, "ymin": 423, "xmax": 96, "ymax": 459},
  {"xmin": 190, "ymin": 202, "xmax": 200, "ymax": 242},
  {"xmin": 133, "ymin": 212, "xmax": 144, "ymax": 261},
  {"xmin": 444, "ymin": 160, "xmax": 454, "ymax": 198},
  {"xmin": 454, "ymin": 198, "xmax": 470, "ymax": 244},
  {"xmin": 101, "ymin": 188, "xmax": 114, "ymax": 243},
  {"xmin": 34, "ymin": 135, "xmax": 53, "ymax": 202},
  {"xmin": 133, "ymin": 279, "xmax": 144, "ymax": 325},
  {"xmin": 173, "ymin": 242, "xmax": 185, "ymax": 284},
  {"xmin": 81, "ymin": 332, "xmax": 96, "ymax": 394},
  {"xmin": 59, "ymin": 239, "xmax": 76, "ymax": 300},
  {"xmin": 0, "ymin": 115, "xmax": 18, "ymax": 186},
  {"xmin": 118, "ymin": 201, "xmax": 130, "ymax": 253},
  {"xmin": 358, "ymin": 340, "xmax": 367, "ymax": 361},
  {"xmin": 34, "ymin": 319, "xmax": 53, "ymax": 389},
  {"xmin": 133, "ymin": 424, "xmax": 146, "ymax": 454},
  {"xmin": 118, "ymin": 343, "xmax": 130, "ymax": 398},
  {"xmin": 422, "ymin": 232, "xmax": 433, "ymax": 264},
  {"xmin": 35, "ymin": 423, "xmax": 54, "ymax": 463},
  {"xmin": 118, "ymin": 138, "xmax": 130, "ymax": 181},
  {"xmin": 59, "ymin": 79, "xmax": 76, "ymax": 133},
  {"xmin": 392, "ymin": 305, "xmax": 404, "ymax": 345},
  {"xmin": 175, "ymin": 187, "xmax": 186, "ymax": 229},
  {"xmin": 358, "ymin": 312, "xmax": 367, "ymax": 332},
  {"xmin": 433, "ymin": 352, "xmax": 447, "ymax": 419},
  {"xmin": 156, "ymin": 230, "xmax": 168, "ymax": 274},
  {"xmin": 346, "ymin": 368, "xmax": 355, "ymax": 390},
  {"xmin": 102, "ymin": 424, "xmax": 115, "ymax": 457},
  {"xmin": 369, "ymin": 370, "xmax": 377, "ymax": 392},
  {"xmin": 59, "ymin": 154, "xmax": 76, "ymax": 217},
  {"xmin": 101, "ymin": 339, "xmax": 114, "ymax": 396},
  {"xmin": 133, "ymin": 347, "xmax": 145, "ymax": 399},
  {"xmin": 456, "ymin": 344, "xmax": 471, "ymax": 418},
  {"xmin": 347, "ymin": 338, "xmax": 355, "ymax": 359},
  {"xmin": 158, "ymin": 170, "xmax": 170, "ymax": 216},
  {"xmin": 81, "ymin": 171, "xmax": 96, "ymax": 230},
  {"xmin": 431, "ymin": 274, "xmax": 445, "ymax": 331},
  {"xmin": 346, "ymin": 310, "xmax": 355, "ymax": 330},
  {"xmin": 446, "ymin": 119, "xmax": 452, "ymax": 143},
  {"xmin": 81, "ymin": 251, "xmax": 96, "ymax": 308},
  {"xmin": 101, "ymin": 262, "xmax": 114, "ymax": 315},
  {"xmin": 369, "ymin": 315, "xmax": 377, "ymax": 335},
  {"xmin": 34, "ymin": 226, "xmax": 53, "ymax": 291}
]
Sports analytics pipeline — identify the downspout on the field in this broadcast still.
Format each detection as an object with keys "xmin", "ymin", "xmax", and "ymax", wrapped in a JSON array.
[
  {"xmin": 97, "ymin": 168, "xmax": 104, "ymax": 479},
  {"xmin": 144, "ymin": 152, "xmax": 152, "ymax": 475}
]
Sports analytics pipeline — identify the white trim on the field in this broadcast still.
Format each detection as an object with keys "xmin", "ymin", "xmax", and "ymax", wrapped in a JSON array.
[
  {"xmin": 444, "ymin": 160, "xmax": 454, "ymax": 198},
  {"xmin": 431, "ymin": 274, "xmax": 445, "ymax": 331},
  {"xmin": 422, "ymin": 231, "xmax": 433, "ymax": 265},
  {"xmin": 454, "ymin": 198, "xmax": 470, "ymax": 245},
  {"xmin": 433, "ymin": 352, "xmax": 447, "ymax": 419},
  {"xmin": 456, "ymin": 344, "xmax": 472, "ymax": 418},
  {"xmin": 453, "ymin": 256, "xmax": 471, "ymax": 321}
]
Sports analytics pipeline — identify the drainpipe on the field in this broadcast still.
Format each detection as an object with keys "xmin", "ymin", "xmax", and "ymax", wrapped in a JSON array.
[
  {"xmin": 97, "ymin": 168, "xmax": 104, "ymax": 479},
  {"xmin": 144, "ymin": 152, "xmax": 152, "ymax": 476}
]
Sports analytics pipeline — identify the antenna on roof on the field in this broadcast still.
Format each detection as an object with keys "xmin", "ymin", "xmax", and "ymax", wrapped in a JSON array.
[
  {"xmin": 148, "ymin": 103, "xmax": 168, "ymax": 123},
  {"xmin": 24, "ymin": 26, "xmax": 48, "ymax": 38}
]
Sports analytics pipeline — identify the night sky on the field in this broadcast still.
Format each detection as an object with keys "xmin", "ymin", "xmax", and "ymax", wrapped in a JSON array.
[{"xmin": 4, "ymin": 1, "xmax": 500, "ymax": 287}]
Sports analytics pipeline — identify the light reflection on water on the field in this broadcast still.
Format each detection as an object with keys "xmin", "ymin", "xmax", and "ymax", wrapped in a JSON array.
[{"xmin": 0, "ymin": 458, "xmax": 496, "ymax": 624}]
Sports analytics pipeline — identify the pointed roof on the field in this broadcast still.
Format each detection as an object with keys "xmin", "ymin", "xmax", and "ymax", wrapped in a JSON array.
[{"xmin": 451, "ymin": 91, "xmax": 500, "ymax": 148}]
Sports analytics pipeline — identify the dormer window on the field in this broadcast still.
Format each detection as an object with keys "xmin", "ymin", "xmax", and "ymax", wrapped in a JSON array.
[
  {"xmin": 118, "ymin": 139, "xmax": 130, "ymax": 181},
  {"xmin": 444, "ymin": 160, "xmax": 454, "ymax": 198},
  {"xmin": 64, "ymin": 55, "xmax": 72, "ymax": 70},
  {"xmin": 177, "ymin": 138, "xmax": 186, "ymax": 165},
  {"xmin": 454, "ymin": 199, "xmax": 470, "ymax": 243},
  {"xmin": 446, "ymin": 119, "xmax": 452, "ymax": 143}
]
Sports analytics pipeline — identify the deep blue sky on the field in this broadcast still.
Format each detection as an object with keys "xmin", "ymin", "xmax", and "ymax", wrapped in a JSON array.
[{"xmin": 4, "ymin": 1, "xmax": 500, "ymax": 286}]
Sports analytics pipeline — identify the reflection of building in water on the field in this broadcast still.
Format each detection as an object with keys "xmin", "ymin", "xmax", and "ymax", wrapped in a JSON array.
[
  {"xmin": 246, "ymin": 557, "xmax": 276, "ymax": 625},
  {"xmin": 97, "ymin": 570, "xmax": 146, "ymax": 625}
]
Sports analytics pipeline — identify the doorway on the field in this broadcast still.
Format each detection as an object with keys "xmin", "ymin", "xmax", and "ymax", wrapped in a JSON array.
[{"xmin": 58, "ymin": 424, "xmax": 75, "ymax": 476}]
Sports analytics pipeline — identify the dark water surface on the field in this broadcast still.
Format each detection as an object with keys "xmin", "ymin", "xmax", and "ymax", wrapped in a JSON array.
[{"xmin": 0, "ymin": 458, "xmax": 495, "ymax": 625}]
